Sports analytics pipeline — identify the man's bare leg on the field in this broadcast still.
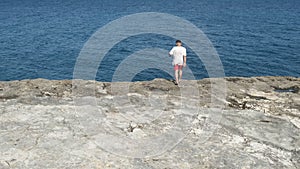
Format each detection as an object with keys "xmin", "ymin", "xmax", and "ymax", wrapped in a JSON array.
[
  {"xmin": 179, "ymin": 70, "xmax": 183, "ymax": 82},
  {"xmin": 175, "ymin": 70, "xmax": 179, "ymax": 85}
]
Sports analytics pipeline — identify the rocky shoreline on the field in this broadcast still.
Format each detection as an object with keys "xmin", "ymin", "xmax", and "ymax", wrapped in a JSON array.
[{"xmin": 0, "ymin": 76, "xmax": 299, "ymax": 168}]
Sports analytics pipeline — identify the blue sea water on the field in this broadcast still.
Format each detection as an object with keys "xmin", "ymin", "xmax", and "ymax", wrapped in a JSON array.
[{"xmin": 0, "ymin": 0, "xmax": 299, "ymax": 81}]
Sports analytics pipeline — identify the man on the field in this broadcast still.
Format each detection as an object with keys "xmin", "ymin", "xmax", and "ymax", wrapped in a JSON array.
[{"xmin": 169, "ymin": 40, "xmax": 187, "ymax": 85}]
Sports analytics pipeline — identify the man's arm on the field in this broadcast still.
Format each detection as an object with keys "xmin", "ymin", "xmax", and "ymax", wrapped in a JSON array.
[
  {"xmin": 183, "ymin": 48, "xmax": 187, "ymax": 67},
  {"xmin": 183, "ymin": 55, "xmax": 187, "ymax": 67},
  {"xmin": 169, "ymin": 47, "xmax": 174, "ymax": 56}
]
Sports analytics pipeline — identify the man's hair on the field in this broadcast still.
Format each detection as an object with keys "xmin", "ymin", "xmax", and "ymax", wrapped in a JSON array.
[{"xmin": 176, "ymin": 40, "xmax": 182, "ymax": 43}]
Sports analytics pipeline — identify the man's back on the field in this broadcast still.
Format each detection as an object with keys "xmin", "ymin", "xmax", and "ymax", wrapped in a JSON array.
[{"xmin": 169, "ymin": 46, "xmax": 187, "ymax": 65}]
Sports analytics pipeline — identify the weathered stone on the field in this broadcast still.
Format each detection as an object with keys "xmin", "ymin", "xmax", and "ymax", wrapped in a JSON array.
[{"xmin": 0, "ymin": 76, "xmax": 299, "ymax": 168}]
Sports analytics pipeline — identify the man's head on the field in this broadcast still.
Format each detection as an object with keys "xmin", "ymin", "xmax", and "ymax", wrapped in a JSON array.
[{"xmin": 176, "ymin": 40, "xmax": 182, "ymax": 46}]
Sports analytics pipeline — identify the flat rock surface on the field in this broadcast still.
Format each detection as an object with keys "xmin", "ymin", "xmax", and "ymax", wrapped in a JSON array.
[{"xmin": 0, "ymin": 76, "xmax": 299, "ymax": 169}]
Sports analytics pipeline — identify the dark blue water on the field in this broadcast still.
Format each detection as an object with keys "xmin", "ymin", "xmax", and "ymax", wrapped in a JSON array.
[{"xmin": 1, "ymin": 0, "xmax": 299, "ymax": 81}]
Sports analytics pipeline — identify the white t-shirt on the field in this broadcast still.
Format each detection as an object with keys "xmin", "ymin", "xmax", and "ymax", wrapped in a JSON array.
[{"xmin": 169, "ymin": 46, "xmax": 187, "ymax": 65}]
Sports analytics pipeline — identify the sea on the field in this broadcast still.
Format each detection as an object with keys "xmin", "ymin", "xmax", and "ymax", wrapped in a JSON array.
[{"xmin": 0, "ymin": 0, "xmax": 299, "ymax": 81}]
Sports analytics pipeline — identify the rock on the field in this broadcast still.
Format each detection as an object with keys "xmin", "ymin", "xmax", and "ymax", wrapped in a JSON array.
[
  {"xmin": 291, "ymin": 118, "xmax": 300, "ymax": 129},
  {"xmin": 0, "ymin": 76, "xmax": 299, "ymax": 168},
  {"xmin": 129, "ymin": 128, "xmax": 147, "ymax": 139}
]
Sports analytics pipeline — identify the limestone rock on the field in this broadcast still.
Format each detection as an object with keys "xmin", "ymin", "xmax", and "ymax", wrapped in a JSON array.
[{"xmin": 0, "ymin": 76, "xmax": 299, "ymax": 168}]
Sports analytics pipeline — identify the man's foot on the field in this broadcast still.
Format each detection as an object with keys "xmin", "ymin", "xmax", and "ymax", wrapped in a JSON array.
[{"xmin": 173, "ymin": 80, "xmax": 179, "ymax": 85}]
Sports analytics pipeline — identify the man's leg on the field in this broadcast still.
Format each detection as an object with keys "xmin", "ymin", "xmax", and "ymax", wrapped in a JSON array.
[
  {"xmin": 175, "ymin": 70, "xmax": 179, "ymax": 84},
  {"xmin": 179, "ymin": 69, "xmax": 183, "ymax": 82}
]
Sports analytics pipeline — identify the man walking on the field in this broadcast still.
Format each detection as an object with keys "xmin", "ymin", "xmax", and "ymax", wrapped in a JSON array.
[{"xmin": 169, "ymin": 40, "xmax": 187, "ymax": 85}]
